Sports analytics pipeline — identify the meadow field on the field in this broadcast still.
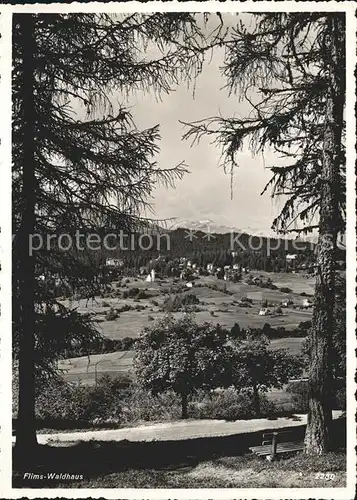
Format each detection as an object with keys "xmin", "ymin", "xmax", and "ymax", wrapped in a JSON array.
[
  {"xmin": 58, "ymin": 337, "xmax": 305, "ymax": 384},
  {"xmin": 60, "ymin": 272, "xmax": 314, "ymax": 340},
  {"xmin": 58, "ymin": 271, "xmax": 313, "ymax": 385}
]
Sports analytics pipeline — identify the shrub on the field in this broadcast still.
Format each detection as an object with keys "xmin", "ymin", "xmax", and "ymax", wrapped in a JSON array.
[
  {"xmin": 181, "ymin": 293, "xmax": 200, "ymax": 305},
  {"xmin": 286, "ymin": 380, "xmax": 309, "ymax": 412},
  {"xmin": 102, "ymin": 301, "xmax": 110, "ymax": 307},
  {"xmin": 280, "ymin": 287, "xmax": 292, "ymax": 293},
  {"xmin": 238, "ymin": 301, "xmax": 251, "ymax": 308},
  {"xmin": 273, "ymin": 326, "xmax": 287, "ymax": 338},
  {"xmin": 184, "ymin": 305, "xmax": 202, "ymax": 312},
  {"xmin": 123, "ymin": 287, "xmax": 140, "ymax": 299},
  {"xmin": 34, "ymin": 374, "xmax": 130, "ymax": 424},
  {"xmin": 136, "ymin": 290, "xmax": 148, "ymax": 300},
  {"xmin": 190, "ymin": 389, "xmax": 277, "ymax": 421},
  {"xmin": 105, "ymin": 307, "xmax": 118, "ymax": 321},
  {"xmin": 286, "ymin": 378, "xmax": 346, "ymax": 412},
  {"xmin": 163, "ymin": 293, "xmax": 199, "ymax": 312},
  {"xmin": 115, "ymin": 304, "xmax": 131, "ymax": 313},
  {"xmin": 121, "ymin": 336, "xmax": 136, "ymax": 350},
  {"xmin": 297, "ymin": 320, "xmax": 312, "ymax": 336},
  {"xmin": 121, "ymin": 388, "xmax": 181, "ymax": 423}
]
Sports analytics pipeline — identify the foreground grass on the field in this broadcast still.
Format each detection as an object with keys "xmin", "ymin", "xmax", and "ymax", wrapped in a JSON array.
[
  {"xmin": 14, "ymin": 450, "xmax": 346, "ymax": 488},
  {"xmin": 79, "ymin": 453, "xmax": 346, "ymax": 488},
  {"xmin": 70, "ymin": 452, "xmax": 346, "ymax": 488}
]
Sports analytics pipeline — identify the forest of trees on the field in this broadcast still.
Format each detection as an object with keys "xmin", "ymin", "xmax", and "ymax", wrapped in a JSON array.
[{"xmin": 78, "ymin": 227, "xmax": 323, "ymax": 273}]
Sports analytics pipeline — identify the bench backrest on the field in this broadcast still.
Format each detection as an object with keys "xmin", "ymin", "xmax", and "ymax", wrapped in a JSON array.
[{"xmin": 262, "ymin": 429, "xmax": 302, "ymax": 444}]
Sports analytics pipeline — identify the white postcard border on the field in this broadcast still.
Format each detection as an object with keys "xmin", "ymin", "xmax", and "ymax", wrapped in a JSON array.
[{"xmin": 1, "ymin": 2, "xmax": 356, "ymax": 499}]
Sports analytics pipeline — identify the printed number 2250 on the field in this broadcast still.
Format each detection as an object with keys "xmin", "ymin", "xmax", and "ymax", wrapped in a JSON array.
[{"xmin": 315, "ymin": 473, "xmax": 336, "ymax": 481}]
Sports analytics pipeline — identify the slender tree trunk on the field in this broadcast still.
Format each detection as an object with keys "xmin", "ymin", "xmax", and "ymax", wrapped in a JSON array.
[
  {"xmin": 304, "ymin": 14, "xmax": 345, "ymax": 455},
  {"xmin": 181, "ymin": 393, "xmax": 188, "ymax": 419},
  {"xmin": 14, "ymin": 14, "xmax": 38, "ymax": 462},
  {"xmin": 252, "ymin": 384, "xmax": 260, "ymax": 416}
]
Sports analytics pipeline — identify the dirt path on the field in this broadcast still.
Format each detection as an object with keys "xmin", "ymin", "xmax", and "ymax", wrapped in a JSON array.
[{"xmin": 25, "ymin": 411, "xmax": 343, "ymax": 446}]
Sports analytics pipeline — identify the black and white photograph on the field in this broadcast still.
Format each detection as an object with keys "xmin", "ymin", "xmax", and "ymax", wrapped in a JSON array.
[{"xmin": 2, "ymin": 2, "xmax": 356, "ymax": 497}]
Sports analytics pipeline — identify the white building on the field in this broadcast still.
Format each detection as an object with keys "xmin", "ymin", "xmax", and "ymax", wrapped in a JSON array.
[
  {"xmin": 106, "ymin": 257, "xmax": 124, "ymax": 267},
  {"xmin": 207, "ymin": 263, "xmax": 214, "ymax": 273},
  {"xmin": 259, "ymin": 308, "xmax": 271, "ymax": 316},
  {"xmin": 146, "ymin": 269, "xmax": 156, "ymax": 282}
]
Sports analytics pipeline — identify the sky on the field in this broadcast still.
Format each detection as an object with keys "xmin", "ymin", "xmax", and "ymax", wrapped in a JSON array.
[{"xmin": 128, "ymin": 43, "xmax": 286, "ymax": 236}]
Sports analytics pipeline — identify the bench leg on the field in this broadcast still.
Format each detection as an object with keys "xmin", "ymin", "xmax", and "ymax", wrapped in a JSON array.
[{"xmin": 270, "ymin": 433, "xmax": 278, "ymax": 461}]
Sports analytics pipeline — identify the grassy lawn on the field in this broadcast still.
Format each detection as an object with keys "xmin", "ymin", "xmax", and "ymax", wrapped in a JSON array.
[
  {"xmin": 75, "ymin": 453, "xmax": 346, "ymax": 488},
  {"xmin": 14, "ymin": 449, "xmax": 346, "ymax": 488}
]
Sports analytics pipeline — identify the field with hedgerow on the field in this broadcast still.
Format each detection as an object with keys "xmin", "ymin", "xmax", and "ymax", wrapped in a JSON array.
[
  {"xmin": 58, "ymin": 272, "xmax": 314, "ymax": 340},
  {"xmin": 55, "ymin": 272, "xmax": 313, "ymax": 384},
  {"xmin": 12, "ymin": 270, "xmax": 345, "ymax": 434}
]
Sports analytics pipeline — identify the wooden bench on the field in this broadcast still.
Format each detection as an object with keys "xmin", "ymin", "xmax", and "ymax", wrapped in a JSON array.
[{"xmin": 249, "ymin": 429, "xmax": 304, "ymax": 461}]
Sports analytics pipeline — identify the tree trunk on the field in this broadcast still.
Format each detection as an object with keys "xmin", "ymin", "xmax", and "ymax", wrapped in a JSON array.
[
  {"xmin": 252, "ymin": 384, "xmax": 260, "ymax": 416},
  {"xmin": 304, "ymin": 14, "xmax": 345, "ymax": 455},
  {"xmin": 181, "ymin": 393, "xmax": 188, "ymax": 419},
  {"xmin": 14, "ymin": 14, "xmax": 38, "ymax": 463}
]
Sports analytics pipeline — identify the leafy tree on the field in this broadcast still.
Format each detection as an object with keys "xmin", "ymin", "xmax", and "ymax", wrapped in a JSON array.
[
  {"xmin": 12, "ymin": 13, "xmax": 205, "ymax": 459},
  {"xmin": 183, "ymin": 13, "xmax": 345, "ymax": 454},
  {"xmin": 134, "ymin": 315, "xmax": 229, "ymax": 418},
  {"xmin": 230, "ymin": 336, "xmax": 304, "ymax": 415}
]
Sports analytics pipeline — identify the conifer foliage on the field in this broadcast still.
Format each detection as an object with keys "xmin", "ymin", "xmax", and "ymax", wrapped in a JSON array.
[
  {"xmin": 184, "ymin": 13, "xmax": 346, "ymax": 454},
  {"xmin": 12, "ymin": 13, "xmax": 205, "ymax": 459}
]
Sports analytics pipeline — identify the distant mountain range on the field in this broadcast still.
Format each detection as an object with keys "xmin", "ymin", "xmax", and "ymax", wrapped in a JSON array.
[
  {"xmin": 164, "ymin": 217, "xmax": 318, "ymax": 243},
  {"xmin": 166, "ymin": 218, "xmax": 243, "ymax": 235}
]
